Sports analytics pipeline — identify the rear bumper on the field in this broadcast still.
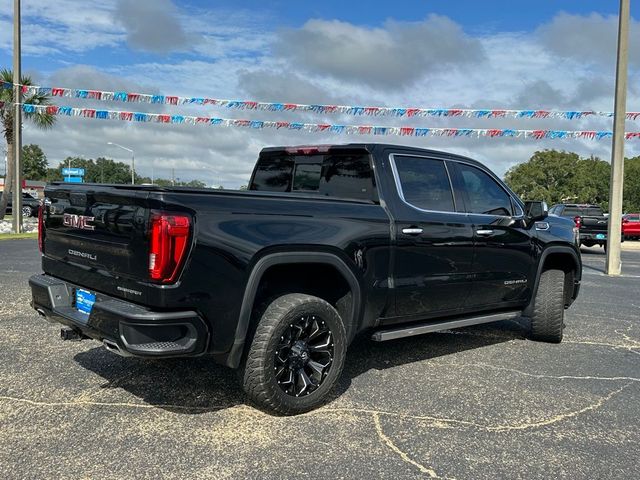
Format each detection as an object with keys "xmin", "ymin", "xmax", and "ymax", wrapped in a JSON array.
[
  {"xmin": 29, "ymin": 274, "xmax": 209, "ymax": 358},
  {"xmin": 579, "ymin": 232, "xmax": 607, "ymax": 242}
]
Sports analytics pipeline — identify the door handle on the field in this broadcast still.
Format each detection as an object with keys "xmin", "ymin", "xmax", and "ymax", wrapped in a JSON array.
[
  {"xmin": 476, "ymin": 229, "xmax": 494, "ymax": 236},
  {"xmin": 401, "ymin": 227, "xmax": 424, "ymax": 235}
]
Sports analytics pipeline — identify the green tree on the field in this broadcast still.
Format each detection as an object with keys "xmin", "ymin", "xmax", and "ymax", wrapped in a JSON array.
[
  {"xmin": 504, "ymin": 150, "xmax": 610, "ymax": 208},
  {"xmin": 624, "ymin": 156, "xmax": 640, "ymax": 212},
  {"xmin": 22, "ymin": 144, "xmax": 48, "ymax": 180},
  {"xmin": 0, "ymin": 69, "xmax": 56, "ymax": 220}
]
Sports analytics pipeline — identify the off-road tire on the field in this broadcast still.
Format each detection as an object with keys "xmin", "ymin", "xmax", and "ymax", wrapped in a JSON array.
[
  {"xmin": 242, "ymin": 293, "xmax": 347, "ymax": 415},
  {"xmin": 530, "ymin": 269, "xmax": 565, "ymax": 343}
]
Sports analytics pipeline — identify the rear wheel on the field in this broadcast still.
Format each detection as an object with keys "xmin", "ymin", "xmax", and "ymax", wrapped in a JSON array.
[
  {"xmin": 242, "ymin": 293, "xmax": 347, "ymax": 415},
  {"xmin": 530, "ymin": 269, "xmax": 565, "ymax": 343}
]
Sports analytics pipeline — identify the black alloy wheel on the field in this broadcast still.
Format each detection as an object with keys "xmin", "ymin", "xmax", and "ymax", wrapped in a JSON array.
[
  {"xmin": 242, "ymin": 293, "xmax": 347, "ymax": 415},
  {"xmin": 274, "ymin": 315, "xmax": 334, "ymax": 397}
]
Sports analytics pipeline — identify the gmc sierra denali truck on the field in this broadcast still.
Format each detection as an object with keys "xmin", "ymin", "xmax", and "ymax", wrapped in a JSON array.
[
  {"xmin": 30, "ymin": 143, "xmax": 582, "ymax": 414},
  {"xmin": 549, "ymin": 203, "xmax": 608, "ymax": 250}
]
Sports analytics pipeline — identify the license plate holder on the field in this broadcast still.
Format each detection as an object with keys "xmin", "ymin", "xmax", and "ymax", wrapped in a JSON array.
[{"xmin": 75, "ymin": 289, "xmax": 96, "ymax": 315}]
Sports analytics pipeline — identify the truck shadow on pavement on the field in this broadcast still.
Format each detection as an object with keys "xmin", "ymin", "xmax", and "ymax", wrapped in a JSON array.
[{"xmin": 73, "ymin": 318, "xmax": 529, "ymax": 415}]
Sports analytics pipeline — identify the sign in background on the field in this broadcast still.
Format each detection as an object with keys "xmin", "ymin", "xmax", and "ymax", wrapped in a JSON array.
[
  {"xmin": 62, "ymin": 168, "xmax": 85, "ymax": 176},
  {"xmin": 62, "ymin": 167, "xmax": 85, "ymax": 183}
]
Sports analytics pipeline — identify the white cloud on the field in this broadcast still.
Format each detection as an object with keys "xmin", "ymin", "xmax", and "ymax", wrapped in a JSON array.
[
  {"xmin": 0, "ymin": 0, "xmax": 123, "ymax": 55},
  {"xmin": 536, "ymin": 12, "xmax": 640, "ymax": 68},
  {"xmin": 275, "ymin": 16, "xmax": 485, "ymax": 89},
  {"xmin": 114, "ymin": 0, "xmax": 190, "ymax": 53}
]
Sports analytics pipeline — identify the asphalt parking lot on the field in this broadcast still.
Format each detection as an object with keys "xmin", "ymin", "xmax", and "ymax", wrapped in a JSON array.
[{"xmin": 0, "ymin": 240, "xmax": 638, "ymax": 479}]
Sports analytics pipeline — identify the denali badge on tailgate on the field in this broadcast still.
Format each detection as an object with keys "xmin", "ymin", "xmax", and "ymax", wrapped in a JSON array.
[
  {"xmin": 63, "ymin": 213, "xmax": 95, "ymax": 231},
  {"xmin": 68, "ymin": 249, "xmax": 97, "ymax": 261}
]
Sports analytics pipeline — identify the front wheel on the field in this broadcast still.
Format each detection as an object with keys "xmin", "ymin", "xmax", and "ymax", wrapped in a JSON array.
[
  {"xmin": 530, "ymin": 269, "xmax": 565, "ymax": 343},
  {"xmin": 22, "ymin": 206, "xmax": 33, "ymax": 218},
  {"xmin": 242, "ymin": 293, "xmax": 347, "ymax": 415}
]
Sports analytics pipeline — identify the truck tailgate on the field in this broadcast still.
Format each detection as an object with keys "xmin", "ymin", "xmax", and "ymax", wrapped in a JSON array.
[
  {"xmin": 42, "ymin": 185, "xmax": 159, "ymax": 302},
  {"xmin": 580, "ymin": 216, "xmax": 608, "ymax": 233}
]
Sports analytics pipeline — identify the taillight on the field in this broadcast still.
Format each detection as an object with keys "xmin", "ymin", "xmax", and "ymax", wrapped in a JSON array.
[
  {"xmin": 574, "ymin": 216, "xmax": 582, "ymax": 229},
  {"xmin": 148, "ymin": 213, "xmax": 191, "ymax": 283},
  {"xmin": 38, "ymin": 204, "xmax": 45, "ymax": 253}
]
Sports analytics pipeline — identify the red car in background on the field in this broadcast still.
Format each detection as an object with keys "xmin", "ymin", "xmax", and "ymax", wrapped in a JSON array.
[{"xmin": 622, "ymin": 214, "xmax": 640, "ymax": 240}]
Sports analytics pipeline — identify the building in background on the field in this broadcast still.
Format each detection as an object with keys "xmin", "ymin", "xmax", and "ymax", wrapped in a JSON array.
[{"xmin": 0, "ymin": 178, "xmax": 46, "ymax": 198}]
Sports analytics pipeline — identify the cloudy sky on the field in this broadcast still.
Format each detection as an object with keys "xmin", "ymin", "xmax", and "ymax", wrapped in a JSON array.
[{"xmin": 0, "ymin": 0, "xmax": 639, "ymax": 187}]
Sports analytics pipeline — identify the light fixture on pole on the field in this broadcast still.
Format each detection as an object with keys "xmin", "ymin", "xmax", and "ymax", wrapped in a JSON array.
[{"xmin": 107, "ymin": 142, "xmax": 135, "ymax": 185}]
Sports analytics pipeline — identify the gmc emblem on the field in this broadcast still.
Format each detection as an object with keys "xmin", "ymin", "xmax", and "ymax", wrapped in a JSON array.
[{"xmin": 63, "ymin": 213, "xmax": 95, "ymax": 231}]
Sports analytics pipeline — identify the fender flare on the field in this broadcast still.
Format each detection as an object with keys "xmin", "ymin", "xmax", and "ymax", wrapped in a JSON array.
[
  {"xmin": 523, "ymin": 245, "xmax": 581, "ymax": 317},
  {"xmin": 225, "ymin": 251, "xmax": 362, "ymax": 368}
]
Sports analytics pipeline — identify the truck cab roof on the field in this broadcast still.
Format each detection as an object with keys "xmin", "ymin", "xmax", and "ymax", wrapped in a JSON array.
[{"xmin": 260, "ymin": 143, "xmax": 485, "ymax": 168}]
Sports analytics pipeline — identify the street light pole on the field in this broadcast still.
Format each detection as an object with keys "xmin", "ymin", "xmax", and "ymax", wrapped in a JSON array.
[
  {"xmin": 12, "ymin": 0, "xmax": 22, "ymax": 234},
  {"xmin": 107, "ymin": 142, "xmax": 135, "ymax": 185},
  {"xmin": 605, "ymin": 0, "xmax": 630, "ymax": 276}
]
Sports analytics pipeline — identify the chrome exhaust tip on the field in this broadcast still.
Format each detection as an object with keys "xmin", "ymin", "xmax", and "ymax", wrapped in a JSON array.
[{"xmin": 103, "ymin": 339, "xmax": 131, "ymax": 357}]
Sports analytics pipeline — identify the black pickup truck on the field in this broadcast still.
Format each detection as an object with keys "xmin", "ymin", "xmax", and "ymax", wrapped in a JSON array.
[
  {"xmin": 30, "ymin": 144, "xmax": 582, "ymax": 414},
  {"xmin": 549, "ymin": 203, "xmax": 608, "ymax": 249}
]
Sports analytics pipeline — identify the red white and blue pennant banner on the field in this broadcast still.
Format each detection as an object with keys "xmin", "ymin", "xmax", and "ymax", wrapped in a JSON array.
[
  {"xmin": 13, "ymin": 103, "xmax": 640, "ymax": 141},
  {"xmin": 2, "ymin": 80, "xmax": 638, "ymax": 121}
]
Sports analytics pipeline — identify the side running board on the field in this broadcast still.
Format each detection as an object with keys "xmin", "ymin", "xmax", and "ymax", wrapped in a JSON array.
[{"xmin": 371, "ymin": 311, "xmax": 521, "ymax": 342}]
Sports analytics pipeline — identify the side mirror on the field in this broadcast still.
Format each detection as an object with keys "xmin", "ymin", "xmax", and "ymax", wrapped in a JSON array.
[{"xmin": 524, "ymin": 201, "xmax": 548, "ymax": 221}]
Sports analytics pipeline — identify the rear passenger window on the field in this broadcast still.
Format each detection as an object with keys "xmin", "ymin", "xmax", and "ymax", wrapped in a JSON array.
[
  {"xmin": 457, "ymin": 164, "xmax": 513, "ymax": 216},
  {"xmin": 394, "ymin": 156, "xmax": 455, "ymax": 212}
]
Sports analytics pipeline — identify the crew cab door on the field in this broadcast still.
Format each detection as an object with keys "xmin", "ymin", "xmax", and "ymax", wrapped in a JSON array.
[
  {"xmin": 449, "ymin": 162, "xmax": 535, "ymax": 307},
  {"xmin": 384, "ymin": 154, "xmax": 475, "ymax": 321}
]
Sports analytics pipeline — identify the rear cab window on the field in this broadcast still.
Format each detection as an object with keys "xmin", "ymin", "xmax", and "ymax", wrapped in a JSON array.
[
  {"xmin": 250, "ymin": 151, "xmax": 377, "ymax": 202},
  {"xmin": 563, "ymin": 206, "xmax": 604, "ymax": 217}
]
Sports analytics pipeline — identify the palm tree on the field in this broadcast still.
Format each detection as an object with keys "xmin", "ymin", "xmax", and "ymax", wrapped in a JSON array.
[{"xmin": 0, "ymin": 69, "xmax": 55, "ymax": 220}]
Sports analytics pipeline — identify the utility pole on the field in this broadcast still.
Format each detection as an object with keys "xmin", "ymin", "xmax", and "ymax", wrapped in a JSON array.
[
  {"xmin": 605, "ymin": 0, "xmax": 630, "ymax": 276},
  {"xmin": 12, "ymin": 0, "xmax": 22, "ymax": 234}
]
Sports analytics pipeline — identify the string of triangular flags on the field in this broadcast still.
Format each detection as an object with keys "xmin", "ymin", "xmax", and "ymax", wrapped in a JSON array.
[
  {"xmin": 6, "ymin": 102, "xmax": 639, "ymax": 141},
  {"xmin": 2, "ymin": 80, "xmax": 639, "ymax": 121}
]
